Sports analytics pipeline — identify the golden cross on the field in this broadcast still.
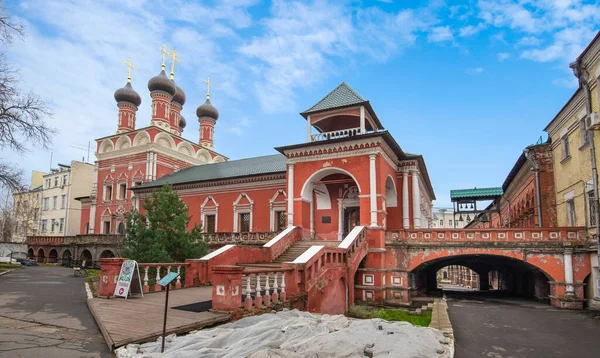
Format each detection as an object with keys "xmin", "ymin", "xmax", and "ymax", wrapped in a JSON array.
[
  {"xmin": 124, "ymin": 58, "xmax": 135, "ymax": 83},
  {"xmin": 204, "ymin": 76, "xmax": 212, "ymax": 98},
  {"xmin": 160, "ymin": 44, "xmax": 169, "ymax": 70},
  {"xmin": 168, "ymin": 49, "xmax": 180, "ymax": 80}
]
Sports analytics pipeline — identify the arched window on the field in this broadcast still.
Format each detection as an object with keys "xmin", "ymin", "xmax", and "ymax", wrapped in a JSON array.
[{"xmin": 117, "ymin": 222, "xmax": 125, "ymax": 234}]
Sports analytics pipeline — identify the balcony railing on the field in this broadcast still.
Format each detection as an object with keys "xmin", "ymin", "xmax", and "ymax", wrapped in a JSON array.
[{"xmin": 310, "ymin": 127, "xmax": 361, "ymax": 142}]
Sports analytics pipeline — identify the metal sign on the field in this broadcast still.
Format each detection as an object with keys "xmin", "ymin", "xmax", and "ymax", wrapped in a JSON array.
[
  {"xmin": 113, "ymin": 260, "xmax": 144, "ymax": 299},
  {"xmin": 9, "ymin": 248, "xmax": 14, "ymax": 253},
  {"xmin": 158, "ymin": 272, "xmax": 179, "ymax": 287}
]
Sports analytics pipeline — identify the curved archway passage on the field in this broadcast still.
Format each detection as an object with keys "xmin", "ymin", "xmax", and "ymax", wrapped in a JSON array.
[
  {"xmin": 80, "ymin": 250, "xmax": 93, "ymax": 267},
  {"xmin": 36, "ymin": 248, "xmax": 45, "ymax": 263},
  {"xmin": 411, "ymin": 254, "xmax": 552, "ymax": 302},
  {"xmin": 27, "ymin": 248, "xmax": 34, "ymax": 259},
  {"xmin": 62, "ymin": 250, "xmax": 72, "ymax": 266},
  {"xmin": 99, "ymin": 250, "xmax": 115, "ymax": 259},
  {"xmin": 48, "ymin": 249, "xmax": 58, "ymax": 264}
]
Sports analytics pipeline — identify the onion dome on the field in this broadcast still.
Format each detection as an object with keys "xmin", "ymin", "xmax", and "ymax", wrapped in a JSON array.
[
  {"xmin": 196, "ymin": 98, "xmax": 219, "ymax": 120},
  {"xmin": 172, "ymin": 83, "xmax": 186, "ymax": 106},
  {"xmin": 148, "ymin": 70, "xmax": 176, "ymax": 96},
  {"xmin": 114, "ymin": 82, "xmax": 142, "ymax": 107},
  {"xmin": 180, "ymin": 116, "xmax": 187, "ymax": 129}
]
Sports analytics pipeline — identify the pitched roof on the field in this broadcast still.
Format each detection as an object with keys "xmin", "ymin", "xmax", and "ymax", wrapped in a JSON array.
[
  {"xmin": 301, "ymin": 82, "xmax": 366, "ymax": 114},
  {"xmin": 450, "ymin": 187, "xmax": 503, "ymax": 201},
  {"xmin": 132, "ymin": 154, "xmax": 286, "ymax": 190}
]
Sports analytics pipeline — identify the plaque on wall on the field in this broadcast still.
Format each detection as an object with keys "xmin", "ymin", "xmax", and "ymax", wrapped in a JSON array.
[{"xmin": 322, "ymin": 216, "xmax": 331, "ymax": 223}]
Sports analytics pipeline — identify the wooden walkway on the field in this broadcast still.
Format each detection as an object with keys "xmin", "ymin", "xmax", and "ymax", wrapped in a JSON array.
[{"xmin": 88, "ymin": 286, "xmax": 230, "ymax": 350}]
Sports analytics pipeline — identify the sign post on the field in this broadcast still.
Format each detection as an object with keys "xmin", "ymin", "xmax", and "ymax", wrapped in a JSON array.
[
  {"xmin": 113, "ymin": 260, "xmax": 143, "ymax": 299},
  {"xmin": 158, "ymin": 271, "xmax": 179, "ymax": 353}
]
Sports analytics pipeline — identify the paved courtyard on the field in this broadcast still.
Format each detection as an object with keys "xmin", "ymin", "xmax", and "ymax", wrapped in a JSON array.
[
  {"xmin": 447, "ymin": 291, "xmax": 600, "ymax": 358},
  {"xmin": 0, "ymin": 266, "xmax": 110, "ymax": 357}
]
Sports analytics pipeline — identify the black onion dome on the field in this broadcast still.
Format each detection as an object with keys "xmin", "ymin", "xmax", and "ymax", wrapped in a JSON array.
[
  {"xmin": 196, "ymin": 98, "xmax": 219, "ymax": 120},
  {"xmin": 114, "ymin": 82, "xmax": 142, "ymax": 107},
  {"xmin": 172, "ymin": 83, "xmax": 186, "ymax": 106},
  {"xmin": 147, "ymin": 70, "xmax": 176, "ymax": 96},
  {"xmin": 180, "ymin": 116, "xmax": 186, "ymax": 129}
]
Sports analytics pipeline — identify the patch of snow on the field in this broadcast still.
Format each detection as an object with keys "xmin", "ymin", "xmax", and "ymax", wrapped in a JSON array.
[{"xmin": 115, "ymin": 309, "xmax": 453, "ymax": 358}]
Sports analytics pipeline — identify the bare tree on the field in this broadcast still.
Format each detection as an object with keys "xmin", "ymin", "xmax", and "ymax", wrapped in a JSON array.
[
  {"xmin": 5, "ymin": 187, "xmax": 41, "ymax": 243},
  {"xmin": 0, "ymin": 1, "xmax": 54, "ymax": 191}
]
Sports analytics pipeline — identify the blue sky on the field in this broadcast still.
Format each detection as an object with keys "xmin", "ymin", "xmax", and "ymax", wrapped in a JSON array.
[{"xmin": 3, "ymin": 0, "xmax": 600, "ymax": 206}]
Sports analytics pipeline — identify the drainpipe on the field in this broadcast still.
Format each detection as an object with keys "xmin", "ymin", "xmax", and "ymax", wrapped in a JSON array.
[
  {"xmin": 571, "ymin": 59, "xmax": 600, "ymax": 296},
  {"xmin": 524, "ymin": 148, "xmax": 543, "ymax": 227}
]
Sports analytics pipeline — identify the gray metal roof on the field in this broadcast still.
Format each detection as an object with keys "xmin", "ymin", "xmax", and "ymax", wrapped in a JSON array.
[
  {"xmin": 301, "ymin": 82, "xmax": 366, "ymax": 114},
  {"xmin": 133, "ymin": 154, "xmax": 287, "ymax": 190}
]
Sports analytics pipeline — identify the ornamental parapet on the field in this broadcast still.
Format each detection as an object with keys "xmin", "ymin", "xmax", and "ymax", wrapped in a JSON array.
[
  {"xmin": 26, "ymin": 234, "xmax": 123, "ymax": 246},
  {"xmin": 204, "ymin": 232, "xmax": 276, "ymax": 246},
  {"xmin": 386, "ymin": 228, "xmax": 587, "ymax": 245}
]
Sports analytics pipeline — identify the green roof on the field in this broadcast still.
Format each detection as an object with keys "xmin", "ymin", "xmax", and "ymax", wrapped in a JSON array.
[
  {"xmin": 301, "ymin": 82, "xmax": 366, "ymax": 114},
  {"xmin": 133, "ymin": 154, "xmax": 286, "ymax": 190},
  {"xmin": 450, "ymin": 187, "xmax": 503, "ymax": 200}
]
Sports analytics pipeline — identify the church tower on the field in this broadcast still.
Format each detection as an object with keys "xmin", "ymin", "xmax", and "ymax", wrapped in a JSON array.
[
  {"xmin": 197, "ymin": 77, "xmax": 219, "ymax": 149},
  {"xmin": 114, "ymin": 59, "xmax": 141, "ymax": 133},
  {"xmin": 148, "ymin": 45, "xmax": 176, "ymax": 130}
]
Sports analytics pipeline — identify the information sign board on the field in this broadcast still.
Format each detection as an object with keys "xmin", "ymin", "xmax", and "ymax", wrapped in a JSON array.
[
  {"xmin": 113, "ymin": 260, "xmax": 143, "ymax": 299},
  {"xmin": 158, "ymin": 272, "xmax": 179, "ymax": 287}
]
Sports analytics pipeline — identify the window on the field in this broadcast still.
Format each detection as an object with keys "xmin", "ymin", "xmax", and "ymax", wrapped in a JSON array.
[
  {"xmin": 45, "ymin": 179, "xmax": 50, "ymax": 188},
  {"xmin": 275, "ymin": 211, "xmax": 286, "ymax": 231},
  {"xmin": 119, "ymin": 183, "xmax": 127, "ymax": 200},
  {"xmin": 43, "ymin": 197, "xmax": 49, "ymax": 210},
  {"xmin": 588, "ymin": 191, "xmax": 597, "ymax": 227},
  {"xmin": 439, "ymin": 220, "xmax": 444, "ymax": 227},
  {"xmin": 449, "ymin": 220, "xmax": 453, "ymax": 227},
  {"xmin": 51, "ymin": 219, "xmax": 56, "ymax": 232},
  {"xmin": 566, "ymin": 199, "xmax": 576, "ymax": 226},
  {"xmin": 52, "ymin": 196, "xmax": 57, "ymax": 209},
  {"xmin": 63, "ymin": 174, "xmax": 68, "ymax": 186},
  {"xmin": 134, "ymin": 181, "xmax": 143, "ymax": 187},
  {"xmin": 41, "ymin": 220, "xmax": 47, "ymax": 232},
  {"xmin": 206, "ymin": 214, "xmax": 216, "ymax": 233},
  {"xmin": 104, "ymin": 185, "xmax": 113, "ymax": 201},
  {"xmin": 84, "ymin": 222, "xmax": 89, "ymax": 234},
  {"xmin": 103, "ymin": 221, "xmax": 111, "ymax": 234},
  {"xmin": 54, "ymin": 177, "xmax": 59, "ymax": 187},
  {"xmin": 33, "ymin": 208, "xmax": 38, "ymax": 221},
  {"xmin": 562, "ymin": 134, "xmax": 570, "ymax": 160},
  {"xmin": 61, "ymin": 194, "xmax": 66, "ymax": 209},
  {"xmin": 239, "ymin": 213, "xmax": 250, "ymax": 232},
  {"xmin": 117, "ymin": 222, "xmax": 125, "ymax": 234},
  {"xmin": 59, "ymin": 218, "xmax": 64, "ymax": 232}
]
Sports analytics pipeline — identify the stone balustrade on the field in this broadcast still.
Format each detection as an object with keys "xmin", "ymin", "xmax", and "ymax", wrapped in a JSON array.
[
  {"xmin": 139, "ymin": 263, "xmax": 185, "ymax": 292},
  {"xmin": 242, "ymin": 268, "xmax": 292, "ymax": 310},
  {"xmin": 26, "ymin": 234, "xmax": 123, "ymax": 246},
  {"xmin": 204, "ymin": 232, "xmax": 276, "ymax": 246},
  {"xmin": 386, "ymin": 228, "xmax": 587, "ymax": 244},
  {"xmin": 310, "ymin": 127, "xmax": 362, "ymax": 141}
]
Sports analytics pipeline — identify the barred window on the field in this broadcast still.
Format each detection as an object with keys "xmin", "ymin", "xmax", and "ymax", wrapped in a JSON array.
[
  {"xmin": 588, "ymin": 191, "xmax": 597, "ymax": 227},
  {"xmin": 276, "ymin": 211, "xmax": 286, "ymax": 232},
  {"xmin": 239, "ymin": 213, "xmax": 250, "ymax": 232},
  {"xmin": 206, "ymin": 215, "xmax": 216, "ymax": 233}
]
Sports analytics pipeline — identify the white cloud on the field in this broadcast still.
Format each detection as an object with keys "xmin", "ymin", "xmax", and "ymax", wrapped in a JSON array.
[
  {"xmin": 427, "ymin": 26, "xmax": 454, "ymax": 43},
  {"xmin": 521, "ymin": 26, "xmax": 596, "ymax": 63},
  {"xmin": 458, "ymin": 23, "xmax": 486, "ymax": 37},
  {"xmin": 516, "ymin": 36, "xmax": 541, "ymax": 47},
  {"xmin": 225, "ymin": 116, "xmax": 252, "ymax": 136},
  {"xmin": 552, "ymin": 77, "xmax": 578, "ymax": 88},
  {"xmin": 465, "ymin": 67, "xmax": 484, "ymax": 75},
  {"xmin": 497, "ymin": 52, "xmax": 510, "ymax": 61}
]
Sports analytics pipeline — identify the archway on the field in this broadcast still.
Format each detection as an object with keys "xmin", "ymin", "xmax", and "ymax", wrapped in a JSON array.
[
  {"xmin": 48, "ymin": 249, "xmax": 58, "ymax": 263},
  {"xmin": 37, "ymin": 248, "xmax": 45, "ymax": 263},
  {"xmin": 300, "ymin": 167, "xmax": 363, "ymax": 241},
  {"xmin": 80, "ymin": 250, "xmax": 92, "ymax": 266},
  {"xmin": 435, "ymin": 265, "xmax": 479, "ymax": 290},
  {"xmin": 62, "ymin": 250, "xmax": 72, "ymax": 266},
  {"xmin": 99, "ymin": 250, "xmax": 115, "ymax": 259},
  {"xmin": 27, "ymin": 248, "xmax": 34, "ymax": 259}
]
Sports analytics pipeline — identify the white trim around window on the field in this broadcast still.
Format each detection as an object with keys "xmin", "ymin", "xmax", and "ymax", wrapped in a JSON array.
[
  {"xmin": 200, "ymin": 196, "xmax": 219, "ymax": 233},
  {"xmin": 269, "ymin": 189, "xmax": 287, "ymax": 231},
  {"xmin": 233, "ymin": 193, "xmax": 254, "ymax": 232}
]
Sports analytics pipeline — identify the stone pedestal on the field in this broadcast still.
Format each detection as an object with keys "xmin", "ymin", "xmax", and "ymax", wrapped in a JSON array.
[
  {"xmin": 99, "ymin": 257, "xmax": 128, "ymax": 297},
  {"xmin": 211, "ymin": 265, "xmax": 245, "ymax": 311}
]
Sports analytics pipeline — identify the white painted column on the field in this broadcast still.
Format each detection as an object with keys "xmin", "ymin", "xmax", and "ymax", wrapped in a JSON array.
[
  {"xmin": 369, "ymin": 154, "xmax": 377, "ymax": 227},
  {"xmin": 564, "ymin": 249, "xmax": 575, "ymax": 295},
  {"xmin": 287, "ymin": 164, "xmax": 294, "ymax": 227},
  {"xmin": 402, "ymin": 171, "xmax": 409, "ymax": 229},
  {"xmin": 412, "ymin": 169, "xmax": 421, "ymax": 228},
  {"xmin": 337, "ymin": 199, "xmax": 343, "ymax": 241},
  {"xmin": 360, "ymin": 106, "xmax": 366, "ymax": 134},
  {"xmin": 153, "ymin": 152, "xmax": 158, "ymax": 180},
  {"xmin": 307, "ymin": 115, "xmax": 312, "ymax": 142},
  {"xmin": 145, "ymin": 152, "xmax": 151, "ymax": 181},
  {"xmin": 309, "ymin": 198, "xmax": 314, "ymax": 238}
]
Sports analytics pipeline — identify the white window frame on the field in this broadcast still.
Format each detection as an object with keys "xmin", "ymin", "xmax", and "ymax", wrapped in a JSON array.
[
  {"xmin": 104, "ymin": 184, "xmax": 113, "ymax": 201},
  {"xmin": 587, "ymin": 184, "xmax": 597, "ymax": 227},
  {"xmin": 61, "ymin": 194, "xmax": 66, "ymax": 209},
  {"xmin": 41, "ymin": 219, "xmax": 47, "ymax": 233},
  {"xmin": 200, "ymin": 196, "xmax": 219, "ymax": 233},
  {"xmin": 52, "ymin": 196, "xmax": 57, "ymax": 209},
  {"xmin": 566, "ymin": 200, "xmax": 576, "ymax": 226},
  {"xmin": 103, "ymin": 220, "xmax": 111, "ymax": 234},
  {"xmin": 269, "ymin": 190, "xmax": 287, "ymax": 231},
  {"xmin": 43, "ymin": 197, "xmax": 49, "ymax": 210},
  {"xmin": 59, "ymin": 218, "xmax": 64, "ymax": 232},
  {"xmin": 561, "ymin": 128, "xmax": 570, "ymax": 161},
  {"xmin": 118, "ymin": 182, "xmax": 127, "ymax": 200},
  {"xmin": 233, "ymin": 193, "xmax": 253, "ymax": 232},
  {"xmin": 51, "ymin": 219, "xmax": 56, "ymax": 232}
]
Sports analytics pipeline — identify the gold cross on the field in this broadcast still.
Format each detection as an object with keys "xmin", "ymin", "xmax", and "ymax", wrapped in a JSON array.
[
  {"xmin": 160, "ymin": 45, "xmax": 169, "ymax": 70},
  {"xmin": 204, "ymin": 76, "xmax": 212, "ymax": 98},
  {"xmin": 124, "ymin": 58, "xmax": 135, "ymax": 83},
  {"xmin": 168, "ymin": 49, "xmax": 180, "ymax": 80}
]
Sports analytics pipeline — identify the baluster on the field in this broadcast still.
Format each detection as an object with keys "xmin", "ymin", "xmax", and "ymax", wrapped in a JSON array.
[
  {"xmin": 244, "ymin": 274, "xmax": 253, "ymax": 310},
  {"xmin": 255, "ymin": 274, "xmax": 262, "ymax": 309},
  {"xmin": 143, "ymin": 266, "xmax": 149, "ymax": 293},
  {"xmin": 167, "ymin": 265, "xmax": 172, "ymax": 289},
  {"xmin": 272, "ymin": 272, "xmax": 279, "ymax": 304},
  {"xmin": 154, "ymin": 266, "xmax": 161, "ymax": 291},
  {"xmin": 264, "ymin": 273, "xmax": 271, "ymax": 307},
  {"xmin": 176, "ymin": 266, "xmax": 182, "ymax": 289},
  {"xmin": 280, "ymin": 272, "xmax": 286, "ymax": 302}
]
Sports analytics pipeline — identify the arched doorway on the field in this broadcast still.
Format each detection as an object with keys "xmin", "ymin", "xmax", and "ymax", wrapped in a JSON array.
[
  {"xmin": 300, "ymin": 167, "xmax": 363, "ymax": 241},
  {"xmin": 48, "ymin": 249, "xmax": 58, "ymax": 263},
  {"xmin": 62, "ymin": 250, "xmax": 72, "ymax": 266},
  {"xmin": 37, "ymin": 248, "xmax": 45, "ymax": 263},
  {"xmin": 80, "ymin": 250, "xmax": 92, "ymax": 266},
  {"xmin": 99, "ymin": 250, "xmax": 115, "ymax": 259},
  {"xmin": 27, "ymin": 248, "xmax": 34, "ymax": 259}
]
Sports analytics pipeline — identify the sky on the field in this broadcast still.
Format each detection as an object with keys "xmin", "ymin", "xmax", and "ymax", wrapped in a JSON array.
[{"xmin": 2, "ymin": 0, "xmax": 600, "ymax": 207}]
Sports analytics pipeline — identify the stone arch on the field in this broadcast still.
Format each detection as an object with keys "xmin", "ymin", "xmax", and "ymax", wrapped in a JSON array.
[
  {"xmin": 212, "ymin": 155, "xmax": 226, "ymax": 163},
  {"xmin": 37, "ymin": 248, "xmax": 45, "ymax": 263},
  {"xmin": 80, "ymin": 250, "xmax": 92, "ymax": 265},
  {"xmin": 133, "ymin": 130, "xmax": 150, "ymax": 146},
  {"xmin": 300, "ymin": 167, "xmax": 362, "ymax": 201},
  {"xmin": 177, "ymin": 141, "xmax": 195, "ymax": 156},
  {"xmin": 27, "ymin": 248, "xmax": 34, "ymax": 258},
  {"xmin": 99, "ymin": 139, "xmax": 114, "ymax": 153},
  {"xmin": 196, "ymin": 148, "xmax": 212, "ymax": 163},
  {"xmin": 385, "ymin": 175, "xmax": 397, "ymax": 207},
  {"xmin": 48, "ymin": 249, "xmax": 58, "ymax": 263},
  {"xmin": 99, "ymin": 250, "xmax": 115, "ymax": 259},
  {"xmin": 154, "ymin": 132, "xmax": 176, "ymax": 149},
  {"xmin": 115, "ymin": 135, "xmax": 132, "ymax": 150},
  {"xmin": 62, "ymin": 249, "xmax": 72, "ymax": 265}
]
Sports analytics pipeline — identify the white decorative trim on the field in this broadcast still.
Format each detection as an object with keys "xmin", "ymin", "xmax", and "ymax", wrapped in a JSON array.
[
  {"xmin": 269, "ymin": 189, "xmax": 287, "ymax": 231},
  {"xmin": 300, "ymin": 167, "xmax": 362, "ymax": 201},
  {"xmin": 99, "ymin": 139, "xmax": 114, "ymax": 153},
  {"xmin": 292, "ymin": 245, "xmax": 324, "ymax": 264},
  {"xmin": 363, "ymin": 290, "xmax": 374, "ymax": 300},
  {"xmin": 233, "ymin": 193, "xmax": 254, "ymax": 232},
  {"xmin": 115, "ymin": 135, "xmax": 132, "ymax": 150},
  {"xmin": 385, "ymin": 175, "xmax": 398, "ymax": 207},
  {"xmin": 263, "ymin": 226, "xmax": 296, "ymax": 248},
  {"xmin": 363, "ymin": 274, "xmax": 374, "ymax": 285},
  {"xmin": 133, "ymin": 130, "xmax": 151, "ymax": 146},
  {"xmin": 338, "ymin": 226, "xmax": 364, "ymax": 249},
  {"xmin": 200, "ymin": 244, "xmax": 235, "ymax": 260},
  {"xmin": 200, "ymin": 196, "xmax": 219, "ymax": 233}
]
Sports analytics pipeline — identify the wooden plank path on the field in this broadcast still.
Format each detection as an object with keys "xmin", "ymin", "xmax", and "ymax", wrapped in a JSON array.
[{"xmin": 88, "ymin": 286, "xmax": 230, "ymax": 350}]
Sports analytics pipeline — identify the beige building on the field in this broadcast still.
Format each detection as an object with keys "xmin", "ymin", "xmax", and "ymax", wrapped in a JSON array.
[
  {"xmin": 11, "ymin": 171, "xmax": 47, "ymax": 243},
  {"xmin": 544, "ymin": 31, "xmax": 600, "ymax": 308},
  {"xmin": 39, "ymin": 161, "xmax": 94, "ymax": 236},
  {"xmin": 431, "ymin": 207, "xmax": 472, "ymax": 228}
]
